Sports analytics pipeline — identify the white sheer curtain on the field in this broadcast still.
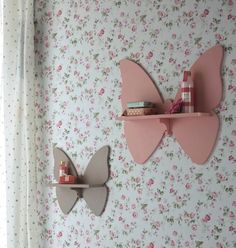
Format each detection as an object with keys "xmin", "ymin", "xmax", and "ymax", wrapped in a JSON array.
[
  {"xmin": 0, "ymin": 0, "xmax": 7, "ymax": 246},
  {"xmin": 1, "ymin": 0, "xmax": 39, "ymax": 247}
]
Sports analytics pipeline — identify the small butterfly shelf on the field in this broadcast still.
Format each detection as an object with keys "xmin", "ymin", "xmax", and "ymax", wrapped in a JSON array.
[
  {"xmin": 118, "ymin": 45, "xmax": 224, "ymax": 165},
  {"xmin": 49, "ymin": 146, "xmax": 110, "ymax": 216}
]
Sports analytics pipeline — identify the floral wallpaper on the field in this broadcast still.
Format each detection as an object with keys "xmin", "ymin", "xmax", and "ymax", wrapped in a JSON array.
[{"xmin": 34, "ymin": 0, "xmax": 236, "ymax": 247}]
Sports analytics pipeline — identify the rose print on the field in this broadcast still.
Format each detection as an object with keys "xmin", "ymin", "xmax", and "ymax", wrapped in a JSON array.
[
  {"xmin": 33, "ymin": 0, "xmax": 236, "ymax": 247},
  {"xmin": 148, "ymin": 242, "xmax": 154, "ymax": 248},
  {"xmin": 57, "ymin": 10, "xmax": 62, "ymax": 17},
  {"xmin": 202, "ymin": 214, "xmax": 211, "ymax": 222},
  {"xmin": 56, "ymin": 120, "xmax": 62, "ymax": 128},
  {"xmin": 56, "ymin": 65, "xmax": 62, "ymax": 72}
]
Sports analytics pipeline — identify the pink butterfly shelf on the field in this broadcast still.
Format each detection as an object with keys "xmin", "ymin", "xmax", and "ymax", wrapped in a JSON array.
[{"xmin": 118, "ymin": 45, "xmax": 224, "ymax": 165}]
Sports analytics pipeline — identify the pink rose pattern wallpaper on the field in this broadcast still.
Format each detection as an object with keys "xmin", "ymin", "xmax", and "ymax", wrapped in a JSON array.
[{"xmin": 34, "ymin": 0, "xmax": 236, "ymax": 247}]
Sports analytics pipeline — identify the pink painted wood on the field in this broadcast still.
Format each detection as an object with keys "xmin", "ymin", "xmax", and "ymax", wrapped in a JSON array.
[
  {"xmin": 118, "ymin": 112, "xmax": 210, "ymax": 121},
  {"xmin": 124, "ymin": 120, "xmax": 166, "ymax": 164},
  {"xmin": 120, "ymin": 59, "xmax": 167, "ymax": 112},
  {"xmin": 175, "ymin": 45, "xmax": 224, "ymax": 112},
  {"xmin": 172, "ymin": 112, "xmax": 219, "ymax": 164},
  {"xmin": 120, "ymin": 60, "xmax": 168, "ymax": 164},
  {"xmin": 119, "ymin": 45, "xmax": 223, "ymax": 164}
]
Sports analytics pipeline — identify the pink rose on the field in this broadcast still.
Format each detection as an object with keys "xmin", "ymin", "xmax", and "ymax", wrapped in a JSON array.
[
  {"xmin": 57, "ymin": 65, "xmax": 62, "ymax": 72},
  {"xmin": 228, "ymin": 155, "xmax": 234, "ymax": 161},
  {"xmin": 229, "ymin": 211, "xmax": 235, "ymax": 218},
  {"xmin": 148, "ymin": 242, "xmax": 154, "ymax": 248},
  {"xmin": 147, "ymin": 178, "xmax": 154, "ymax": 186},
  {"xmin": 170, "ymin": 175, "xmax": 175, "ymax": 181},
  {"xmin": 185, "ymin": 241, "xmax": 190, "ymax": 246},
  {"xmin": 192, "ymin": 224, "xmax": 197, "ymax": 231},
  {"xmin": 56, "ymin": 120, "xmax": 62, "ymax": 128},
  {"xmin": 86, "ymin": 63, "xmax": 90, "ymax": 69},
  {"xmin": 47, "ymin": 11, "xmax": 52, "ymax": 17},
  {"xmin": 57, "ymin": 10, "xmax": 62, "ymax": 16},
  {"xmin": 215, "ymin": 33, "xmax": 225, "ymax": 41},
  {"xmin": 216, "ymin": 242, "xmax": 223, "ymax": 248},
  {"xmin": 229, "ymin": 226, "xmax": 235, "ymax": 231},
  {"xmin": 147, "ymin": 51, "xmax": 153, "ymax": 59},
  {"xmin": 204, "ymin": 9, "xmax": 209, "ymax": 15},
  {"xmin": 202, "ymin": 214, "xmax": 211, "ymax": 222},
  {"xmin": 201, "ymin": 9, "xmax": 209, "ymax": 17},
  {"xmin": 175, "ymin": 0, "xmax": 181, "ymax": 5},
  {"xmin": 185, "ymin": 49, "xmax": 191, "ymax": 55},
  {"xmin": 185, "ymin": 183, "xmax": 192, "ymax": 189},
  {"xmin": 172, "ymin": 165, "xmax": 177, "ymax": 170},
  {"xmin": 99, "ymin": 88, "xmax": 105, "ymax": 95},
  {"xmin": 228, "ymin": 0, "xmax": 233, "ymax": 6},
  {"xmin": 229, "ymin": 140, "xmax": 235, "ymax": 147},
  {"xmin": 86, "ymin": 237, "xmax": 91, "ymax": 243},
  {"xmin": 231, "ymin": 130, "xmax": 236, "ymax": 136},
  {"xmin": 132, "ymin": 25, "xmax": 137, "ymax": 32},
  {"xmin": 132, "ymin": 212, "xmax": 138, "ymax": 218},
  {"xmin": 98, "ymin": 29, "xmax": 105, "ymax": 36},
  {"xmin": 170, "ymin": 188, "xmax": 175, "ymax": 193}
]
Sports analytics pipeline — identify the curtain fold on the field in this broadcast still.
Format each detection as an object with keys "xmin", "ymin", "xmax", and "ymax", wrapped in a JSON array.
[
  {"xmin": 2, "ymin": 0, "xmax": 39, "ymax": 247},
  {"xmin": 0, "ymin": 0, "xmax": 7, "ymax": 246}
]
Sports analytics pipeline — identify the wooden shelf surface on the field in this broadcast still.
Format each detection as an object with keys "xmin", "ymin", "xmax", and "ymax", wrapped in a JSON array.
[
  {"xmin": 118, "ymin": 112, "xmax": 211, "ymax": 121},
  {"xmin": 49, "ymin": 183, "xmax": 90, "ymax": 188}
]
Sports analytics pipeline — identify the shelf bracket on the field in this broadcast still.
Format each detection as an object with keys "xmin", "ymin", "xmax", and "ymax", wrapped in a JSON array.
[{"xmin": 160, "ymin": 118, "xmax": 172, "ymax": 136}]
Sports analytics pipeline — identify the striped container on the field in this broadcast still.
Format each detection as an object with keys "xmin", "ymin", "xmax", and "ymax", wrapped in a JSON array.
[{"xmin": 181, "ymin": 71, "xmax": 194, "ymax": 113}]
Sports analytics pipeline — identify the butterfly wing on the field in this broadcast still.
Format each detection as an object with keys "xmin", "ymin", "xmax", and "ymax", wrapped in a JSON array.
[
  {"xmin": 83, "ymin": 146, "xmax": 110, "ymax": 185},
  {"xmin": 175, "ymin": 45, "xmax": 224, "ymax": 111},
  {"xmin": 120, "ymin": 59, "xmax": 168, "ymax": 164},
  {"xmin": 53, "ymin": 147, "xmax": 79, "ymax": 214},
  {"xmin": 83, "ymin": 186, "xmax": 108, "ymax": 216},
  {"xmin": 55, "ymin": 187, "xmax": 78, "ymax": 214},
  {"xmin": 124, "ymin": 120, "xmax": 166, "ymax": 164},
  {"xmin": 172, "ymin": 113, "xmax": 219, "ymax": 164},
  {"xmin": 173, "ymin": 45, "xmax": 223, "ymax": 164},
  {"xmin": 53, "ymin": 147, "xmax": 78, "ymax": 179},
  {"xmin": 120, "ymin": 59, "xmax": 169, "ymax": 112},
  {"xmin": 82, "ymin": 146, "xmax": 110, "ymax": 215}
]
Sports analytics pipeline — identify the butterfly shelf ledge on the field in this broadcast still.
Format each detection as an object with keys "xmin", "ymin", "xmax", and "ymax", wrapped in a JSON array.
[
  {"xmin": 50, "ymin": 183, "xmax": 89, "ymax": 188},
  {"xmin": 119, "ymin": 45, "xmax": 224, "ymax": 165},
  {"xmin": 118, "ymin": 112, "xmax": 211, "ymax": 121},
  {"xmin": 50, "ymin": 146, "xmax": 110, "ymax": 216}
]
